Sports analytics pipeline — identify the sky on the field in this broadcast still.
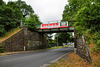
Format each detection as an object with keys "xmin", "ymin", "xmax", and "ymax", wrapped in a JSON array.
[{"xmin": 4, "ymin": 0, "xmax": 68, "ymax": 23}]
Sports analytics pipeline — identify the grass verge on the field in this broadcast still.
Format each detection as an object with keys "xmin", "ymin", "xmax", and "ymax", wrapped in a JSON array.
[
  {"xmin": 49, "ymin": 45, "xmax": 70, "ymax": 49},
  {"xmin": 0, "ymin": 27, "xmax": 21, "ymax": 43},
  {"xmin": 48, "ymin": 52, "xmax": 100, "ymax": 67}
]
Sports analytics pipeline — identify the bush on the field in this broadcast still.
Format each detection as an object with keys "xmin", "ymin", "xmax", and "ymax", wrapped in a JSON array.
[
  {"xmin": 92, "ymin": 32, "xmax": 100, "ymax": 46},
  {"xmin": 48, "ymin": 44, "xmax": 51, "ymax": 48},
  {"xmin": 0, "ymin": 45, "xmax": 4, "ymax": 53},
  {"xmin": 96, "ymin": 40, "xmax": 100, "ymax": 48},
  {"xmin": 0, "ymin": 25, "xmax": 6, "ymax": 36}
]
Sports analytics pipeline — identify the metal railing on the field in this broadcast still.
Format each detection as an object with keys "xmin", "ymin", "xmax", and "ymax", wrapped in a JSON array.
[{"xmin": 35, "ymin": 20, "xmax": 76, "ymax": 30}]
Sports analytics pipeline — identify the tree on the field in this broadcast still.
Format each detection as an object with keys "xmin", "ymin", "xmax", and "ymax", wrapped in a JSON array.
[
  {"xmin": 54, "ymin": 32, "xmax": 74, "ymax": 45},
  {"xmin": 46, "ymin": 33, "xmax": 53, "ymax": 44},
  {"xmin": 63, "ymin": 0, "xmax": 100, "ymax": 52},
  {"xmin": 0, "ymin": 45, "xmax": 4, "ymax": 53},
  {"xmin": 75, "ymin": 3, "xmax": 100, "ymax": 34},
  {"xmin": 63, "ymin": 0, "xmax": 100, "ymax": 35},
  {"xmin": 0, "ymin": 25, "xmax": 5, "ymax": 36},
  {"xmin": 15, "ymin": 0, "xmax": 34, "ymax": 18},
  {"xmin": 0, "ymin": 6, "xmax": 16, "ymax": 31},
  {"xmin": 75, "ymin": 3, "xmax": 100, "ymax": 50},
  {"xmin": 25, "ymin": 14, "xmax": 41, "ymax": 31},
  {"xmin": 62, "ymin": 0, "xmax": 92, "ymax": 25},
  {"xmin": 14, "ymin": 0, "xmax": 41, "ymax": 31},
  {"xmin": 0, "ymin": 0, "xmax": 6, "ymax": 6},
  {"xmin": 0, "ymin": 0, "xmax": 39, "ymax": 36},
  {"xmin": 0, "ymin": 0, "xmax": 6, "ymax": 36},
  {"xmin": 7, "ymin": 1, "xmax": 23, "ymax": 27},
  {"xmin": 0, "ymin": 1, "xmax": 22, "ymax": 35}
]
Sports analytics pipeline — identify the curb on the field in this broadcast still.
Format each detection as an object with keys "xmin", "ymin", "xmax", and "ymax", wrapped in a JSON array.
[
  {"xmin": 40, "ymin": 52, "xmax": 71, "ymax": 67},
  {"xmin": 0, "ymin": 49, "xmax": 50, "ymax": 56}
]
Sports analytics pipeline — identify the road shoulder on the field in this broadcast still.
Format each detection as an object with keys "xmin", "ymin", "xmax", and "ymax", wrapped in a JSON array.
[{"xmin": 40, "ymin": 52, "xmax": 72, "ymax": 67}]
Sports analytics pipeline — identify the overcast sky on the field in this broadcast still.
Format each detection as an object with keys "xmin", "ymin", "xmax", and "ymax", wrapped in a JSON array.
[{"xmin": 4, "ymin": 0, "xmax": 68, "ymax": 23}]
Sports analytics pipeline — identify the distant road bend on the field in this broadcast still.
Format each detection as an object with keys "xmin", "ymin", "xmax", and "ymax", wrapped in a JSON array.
[{"xmin": 0, "ymin": 46, "xmax": 74, "ymax": 67}]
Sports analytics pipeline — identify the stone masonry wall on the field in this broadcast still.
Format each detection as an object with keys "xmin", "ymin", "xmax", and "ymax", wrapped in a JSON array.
[
  {"xmin": 0, "ymin": 27, "xmax": 48, "ymax": 52},
  {"xmin": 76, "ymin": 35, "xmax": 92, "ymax": 63},
  {"xmin": 26, "ymin": 31, "xmax": 48, "ymax": 50},
  {"xmin": 0, "ymin": 29, "xmax": 25, "ymax": 52}
]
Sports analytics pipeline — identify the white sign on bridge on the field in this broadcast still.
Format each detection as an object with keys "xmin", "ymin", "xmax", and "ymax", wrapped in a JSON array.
[{"xmin": 41, "ymin": 21, "xmax": 68, "ymax": 29}]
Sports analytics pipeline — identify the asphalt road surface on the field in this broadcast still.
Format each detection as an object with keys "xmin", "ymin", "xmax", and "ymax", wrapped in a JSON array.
[{"xmin": 0, "ymin": 46, "xmax": 74, "ymax": 67}]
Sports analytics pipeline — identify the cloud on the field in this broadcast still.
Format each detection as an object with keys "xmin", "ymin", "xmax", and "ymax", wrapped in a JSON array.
[{"xmin": 4, "ymin": 0, "xmax": 68, "ymax": 23}]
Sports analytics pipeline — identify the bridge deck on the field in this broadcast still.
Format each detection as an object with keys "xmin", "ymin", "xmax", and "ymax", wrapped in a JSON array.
[{"xmin": 37, "ymin": 27, "xmax": 74, "ymax": 33}]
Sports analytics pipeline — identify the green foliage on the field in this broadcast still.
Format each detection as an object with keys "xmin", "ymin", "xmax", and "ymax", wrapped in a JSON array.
[
  {"xmin": 54, "ymin": 32, "xmax": 74, "ymax": 44},
  {"xmin": 0, "ymin": 0, "xmax": 6, "ymax": 6},
  {"xmin": 0, "ymin": 0, "xmax": 40, "ymax": 36},
  {"xmin": 0, "ymin": 27, "xmax": 20, "ymax": 40},
  {"xmin": 97, "ymin": 40, "xmax": 100, "ymax": 48},
  {"xmin": 62, "ymin": 0, "xmax": 92, "ymax": 22},
  {"xmin": 0, "ymin": 1, "xmax": 22, "ymax": 36},
  {"xmin": 0, "ymin": 25, "xmax": 6, "ymax": 36},
  {"xmin": 15, "ymin": 0, "xmax": 34, "ymax": 18},
  {"xmin": 75, "ymin": 2, "xmax": 100, "ymax": 52},
  {"xmin": 74, "ymin": 23, "xmax": 85, "ymax": 35},
  {"xmin": 75, "ymin": 3, "xmax": 100, "ymax": 32},
  {"xmin": 46, "ymin": 33, "xmax": 53, "ymax": 45},
  {"xmin": 92, "ymin": 32, "xmax": 100, "ymax": 47},
  {"xmin": 48, "ymin": 44, "xmax": 51, "ymax": 48},
  {"xmin": 63, "ymin": 0, "xmax": 100, "ymax": 52},
  {"xmin": 7, "ymin": 1, "xmax": 23, "ymax": 23},
  {"xmin": 92, "ymin": 46, "xmax": 100, "ymax": 53},
  {"xmin": 0, "ymin": 45, "xmax": 4, "ymax": 53},
  {"xmin": 25, "ymin": 14, "xmax": 41, "ymax": 31}
]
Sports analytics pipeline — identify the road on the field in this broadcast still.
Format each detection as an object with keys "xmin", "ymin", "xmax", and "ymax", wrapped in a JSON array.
[{"xmin": 0, "ymin": 46, "xmax": 74, "ymax": 67}]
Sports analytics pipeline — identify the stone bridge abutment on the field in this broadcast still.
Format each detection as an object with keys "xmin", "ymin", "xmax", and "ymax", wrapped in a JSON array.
[
  {"xmin": 74, "ymin": 30, "xmax": 92, "ymax": 63},
  {"xmin": 0, "ymin": 27, "xmax": 48, "ymax": 52}
]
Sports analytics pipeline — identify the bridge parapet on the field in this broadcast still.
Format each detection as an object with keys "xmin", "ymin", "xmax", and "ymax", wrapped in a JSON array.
[{"xmin": 36, "ymin": 21, "xmax": 74, "ymax": 33}]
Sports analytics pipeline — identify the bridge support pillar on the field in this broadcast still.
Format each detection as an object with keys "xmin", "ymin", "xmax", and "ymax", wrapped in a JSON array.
[{"xmin": 39, "ymin": 33, "xmax": 48, "ymax": 49}]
